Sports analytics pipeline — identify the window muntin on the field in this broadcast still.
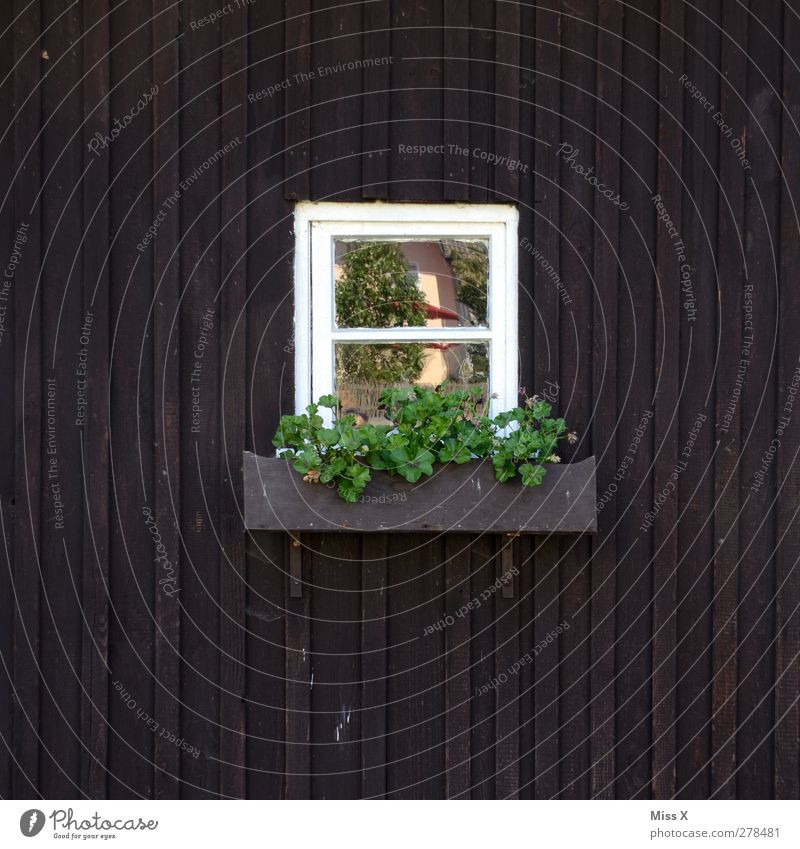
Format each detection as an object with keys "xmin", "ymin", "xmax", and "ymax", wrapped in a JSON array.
[{"xmin": 293, "ymin": 203, "xmax": 518, "ymax": 424}]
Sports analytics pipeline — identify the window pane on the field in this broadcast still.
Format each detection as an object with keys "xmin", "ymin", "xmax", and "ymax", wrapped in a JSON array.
[
  {"xmin": 333, "ymin": 239, "xmax": 489, "ymax": 329},
  {"xmin": 335, "ymin": 342, "xmax": 489, "ymax": 424}
]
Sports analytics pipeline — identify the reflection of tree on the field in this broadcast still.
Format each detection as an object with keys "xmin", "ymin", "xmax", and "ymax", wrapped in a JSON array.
[
  {"xmin": 465, "ymin": 344, "xmax": 488, "ymax": 383},
  {"xmin": 336, "ymin": 242, "xmax": 428, "ymax": 383},
  {"xmin": 441, "ymin": 241, "xmax": 489, "ymax": 325},
  {"xmin": 440, "ymin": 241, "xmax": 490, "ymax": 379}
]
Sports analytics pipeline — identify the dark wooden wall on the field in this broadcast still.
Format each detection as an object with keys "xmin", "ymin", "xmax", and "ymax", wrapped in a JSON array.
[{"xmin": 1, "ymin": 0, "xmax": 799, "ymax": 799}]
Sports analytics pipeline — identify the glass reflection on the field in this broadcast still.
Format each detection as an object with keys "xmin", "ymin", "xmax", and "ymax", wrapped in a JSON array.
[
  {"xmin": 335, "ymin": 342, "xmax": 489, "ymax": 424},
  {"xmin": 334, "ymin": 240, "xmax": 489, "ymax": 329}
]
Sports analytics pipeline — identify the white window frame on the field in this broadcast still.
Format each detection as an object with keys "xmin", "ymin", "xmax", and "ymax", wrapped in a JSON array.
[{"xmin": 293, "ymin": 202, "xmax": 519, "ymax": 423}]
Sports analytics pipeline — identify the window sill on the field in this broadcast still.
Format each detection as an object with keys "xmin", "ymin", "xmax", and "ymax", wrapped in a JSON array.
[{"xmin": 243, "ymin": 451, "xmax": 596, "ymax": 534}]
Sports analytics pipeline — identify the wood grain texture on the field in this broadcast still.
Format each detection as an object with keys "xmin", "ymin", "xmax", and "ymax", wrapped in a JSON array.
[
  {"xmin": 284, "ymin": 0, "xmax": 311, "ymax": 199},
  {"xmin": 444, "ymin": 534, "xmax": 471, "ymax": 797},
  {"xmin": 12, "ymin": 0, "xmax": 42, "ymax": 798},
  {"xmin": 218, "ymin": 0, "xmax": 249, "ymax": 799},
  {"xmin": 360, "ymin": 534, "xmax": 388, "ymax": 797},
  {"xmin": 774, "ymin": 0, "xmax": 800, "ymax": 803},
  {"xmin": 151, "ymin": 0, "xmax": 181, "ymax": 801},
  {"xmin": 735, "ymin": 0, "xmax": 782, "ymax": 801},
  {"xmin": 650, "ymin": 0, "xmax": 683, "ymax": 800},
  {"xmin": 244, "ymin": 453, "xmax": 597, "ymax": 534},
  {"xmin": 0, "ymin": 0, "xmax": 14, "ymax": 800},
  {"xmin": 710, "ymin": 0, "xmax": 748, "ymax": 800},
  {"xmin": 79, "ymin": 0, "xmax": 111, "ymax": 802},
  {"xmin": 674, "ymin": 0, "xmax": 717, "ymax": 801},
  {"xmin": 1, "ymin": 0, "xmax": 798, "ymax": 802},
  {"xmin": 588, "ymin": 0, "xmax": 623, "ymax": 801}
]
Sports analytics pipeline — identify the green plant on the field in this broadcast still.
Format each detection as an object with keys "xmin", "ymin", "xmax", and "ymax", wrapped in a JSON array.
[
  {"xmin": 273, "ymin": 385, "xmax": 577, "ymax": 503},
  {"xmin": 336, "ymin": 242, "xmax": 428, "ymax": 383}
]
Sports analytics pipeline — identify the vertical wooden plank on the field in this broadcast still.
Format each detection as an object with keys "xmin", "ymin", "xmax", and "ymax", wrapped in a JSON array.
[
  {"xmin": 516, "ymin": 536, "xmax": 536, "ymax": 799},
  {"xmin": 516, "ymin": 3, "xmax": 538, "ymax": 797},
  {"xmin": 310, "ymin": 535, "xmax": 361, "ymax": 799},
  {"xmin": 80, "ymin": 0, "xmax": 111, "ymax": 801},
  {"xmin": 12, "ymin": 0, "xmax": 42, "ymax": 798},
  {"xmin": 284, "ymin": 0, "xmax": 311, "ymax": 200},
  {"xmin": 649, "ymin": 0, "xmax": 684, "ymax": 801},
  {"xmin": 556, "ymin": 0, "xmax": 596, "ymax": 800},
  {"xmin": 614, "ymin": 0, "xmax": 658, "ymax": 800},
  {"xmin": 774, "ymin": 0, "xmax": 800, "ymax": 802},
  {"xmin": 674, "ymin": 0, "xmax": 718, "ymax": 800},
  {"xmin": 444, "ymin": 535, "xmax": 470, "ymax": 798},
  {"xmin": 361, "ymin": 534, "xmax": 388, "ymax": 798},
  {"xmin": 38, "ymin": 0, "xmax": 85, "ymax": 798},
  {"xmin": 467, "ymin": 0, "xmax": 494, "ymax": 202},
  {"xmin": 532, "ymin": 0, "xmax": 561, "ymax": 801},
  {"xmin": 557, "ymin": 538, "xmax": 590, "ymax": 802},
  {"xmin": 244, "ymin": 533, "xmax": 286, "ymax": 799},
  {"xmin": 0, "ymin": 0, "xmax": 15, "ymax": 800},
  {"xmin": 151, "ymin": 0, "xmax": 181, "ymax": 800},
  {"xmin": 532, "ymin": 539, "xmax": 560, "ymax": 799},
  {"xmin": 442, "ymin": 0, "xmax": 469, "ymax": 201},
  {"xmin": 310, "ymin": 0, "xmax": 363, "ymax": 200},
  {"xmin": 284, "ymin": 534, "xmax": 312, "ymax": 798},
  {"xmin": 218, "ymin": 0, "xmax": 249, "ymax": 800},
  {"xmin": 494, "ymin": 535, "xmax": 519, "ymax": 798},
  {"xmin": 493, "ymin": 0, "xmax": 521, "ymax": 203},
  {"xmin": 362, "ymin": 0, "xmax": 391, "ymax": 198},
  {"xmin": 386, "ymin": 534, "xmax": 446, "ymax": 798},
  {"xmin": 533, "ymin": 0, "xmax": 561, "ymax": 427},
  {"xmin": 390, "ymin": 0, "xmax": 443, "ymax": 201},
  {"xmin": 106, "ymin": 0, "xmax": 157, "ymax": 797},
  {"xmin": 589, "ymin": 0, "xmax": 623, "ymax": 799},
  {"xmin": 469, "ymin": 536, "xmax": 496, "ymax": 798},
  {"xmin": 245, "ymin": 0, "xmax": 292, "ymax": 798},
  {"xmin": 616, "ymin": 2, "xmax": 658, "ymax": 798},
  {"xmin": 246, "ymin": 0, "xmax": 294, "ymax": 445},
  {"xmin": 711, "ymin": 0, "xmax": 748, "ymax": 800},
  {"xmin": 178, "ymin": 0, "xmax": 223, "ymax": 799},
  {"xmin": 737, "ymin": 0, "xmax": 782, "ymax": 800}
]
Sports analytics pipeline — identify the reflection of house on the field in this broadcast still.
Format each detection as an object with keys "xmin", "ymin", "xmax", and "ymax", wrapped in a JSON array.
[{"xmin": 400, "ymin": 241, "xmax": 468, "ymax": 386}]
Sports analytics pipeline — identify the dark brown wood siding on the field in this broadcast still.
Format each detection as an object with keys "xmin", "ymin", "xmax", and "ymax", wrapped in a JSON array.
[{"xmin": 1, "ymin": 0, "xmax": 798, "ymax": 799}]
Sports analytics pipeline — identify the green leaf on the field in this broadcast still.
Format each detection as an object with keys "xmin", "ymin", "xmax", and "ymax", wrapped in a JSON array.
[
  {"xmin": 438, "ymin": 438, "xmax": 472, "ymax": 464},
  {"xmin": 292, "ymin": 448, "xmax": 320, "ymax": 475},
  {"xmin": 519, "ymin": 463, "xmax": 546, "ymax": 487},
  {"xmin": 319, "ymin": 427, "xmax": 341, "ymax": 447},
  {"xmin": 272, "ymin": 387, "xmax": 572, "ymax": 502},
  {"xmin": 390, "ymin": 446, "xmax": 435, "ymax": 482},
  {"xmin": 492, "ymin": 453, "xmax": 516, "ymax": 483}
]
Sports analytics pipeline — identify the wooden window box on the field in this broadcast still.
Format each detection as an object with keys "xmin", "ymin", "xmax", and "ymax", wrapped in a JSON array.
[{"xmin": 243, "ymin": 451, "xmax": 597, "ymax": 534}]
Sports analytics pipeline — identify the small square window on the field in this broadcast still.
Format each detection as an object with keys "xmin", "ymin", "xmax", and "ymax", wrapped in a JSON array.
[{"xmin": 293, "ymin": 202, "xmax": 519, "ymax": 424}]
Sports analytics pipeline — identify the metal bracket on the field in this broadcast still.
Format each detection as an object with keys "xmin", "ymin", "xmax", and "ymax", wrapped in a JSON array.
[{"xmin": 289, "ymin": 535, "xmax": 303, "ymax": 597}]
